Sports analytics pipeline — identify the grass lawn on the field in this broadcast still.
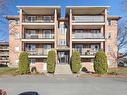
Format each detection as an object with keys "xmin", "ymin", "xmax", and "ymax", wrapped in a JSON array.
[
  {"xmin": 108, "ymin": 67, "xmax": 127, "ymax": 75},
  {"xmin": 0, "ymin": 67, "xmax": 18, "ymax": 76}
]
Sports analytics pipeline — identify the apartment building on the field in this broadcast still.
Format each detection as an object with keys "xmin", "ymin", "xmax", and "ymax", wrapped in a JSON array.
[
  {"xmin": 6, "ymin": 6, "xmax": 121, "ymax": 72},
  {"xmin": 0, "ymin": 42, "xmax": 9, "ymax": 65}
]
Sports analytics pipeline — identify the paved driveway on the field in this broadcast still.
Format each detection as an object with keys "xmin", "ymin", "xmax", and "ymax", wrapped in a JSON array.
[{"xmin": 0, "ymin": 75, "xmax": 127, "ymax": 95}]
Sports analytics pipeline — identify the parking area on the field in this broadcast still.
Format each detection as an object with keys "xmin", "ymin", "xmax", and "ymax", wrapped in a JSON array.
[{"xmin": 0, "ymin": 75, "xmax": 127, "ymax": 95}]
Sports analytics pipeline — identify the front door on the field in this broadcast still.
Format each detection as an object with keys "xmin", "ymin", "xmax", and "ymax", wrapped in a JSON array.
[{"xmin": 58, "ymin": 51, "xmax": 69, "ymax": 64}]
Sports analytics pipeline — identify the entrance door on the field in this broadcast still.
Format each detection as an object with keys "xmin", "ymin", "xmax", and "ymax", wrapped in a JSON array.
[{"xmin": 58, "ymin": 51, "xmax": 69, "ymax": 64}]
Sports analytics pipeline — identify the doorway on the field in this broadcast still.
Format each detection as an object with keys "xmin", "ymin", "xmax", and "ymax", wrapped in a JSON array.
[{"xmin": 57, "ymin": 51, "xmax": 69, "ymax": 64}]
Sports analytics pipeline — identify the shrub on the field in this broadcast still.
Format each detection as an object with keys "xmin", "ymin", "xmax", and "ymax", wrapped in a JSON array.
[
  {"xmin": 47, "ymin": 50, "xmax": 56, "ymax": 73},
  {"xmin": 94, "ymin": 50, "xmax": 108, "ymax": 74},
  {"xmin": 19, "ymin": 51, "xmax": 30, "ymax": 74},
  {"xmin": 71, "ymin": 51, "xmax": 81, "ymax": 73}
]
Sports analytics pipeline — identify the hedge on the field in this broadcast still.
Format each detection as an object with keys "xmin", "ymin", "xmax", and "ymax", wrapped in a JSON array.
[
  {"xmin": 19, "ymin": 51, "xmax": 30, "ymax": 74},
  {"xmin": 47, "ymin": 50, "xmax": 56, "ymax": 73},
  {"xmin": 94, "ymin": 50, "xmax": 108, "ymax": 74},
  {"xmin": 71, "ymin": 51, "xmax": 81, "ymax": 73}
]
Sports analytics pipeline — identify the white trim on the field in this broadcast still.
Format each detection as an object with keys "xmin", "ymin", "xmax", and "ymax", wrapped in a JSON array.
[
  {"xmin": 72, "ymin": 39, "xmax": 105, "ymax": 42},
  {"xmin": 22, "ymin": 39, "xmax": 55, "ymax": 42},
  {"xmin": 28, "ymin": 55, "xmax": 47, "ymax": 58}
]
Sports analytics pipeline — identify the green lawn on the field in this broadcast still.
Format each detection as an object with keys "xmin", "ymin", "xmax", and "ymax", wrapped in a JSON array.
[
  {"xmin": 0, "ymin": 67, "xmax": 18, "ymax": 76},
  {"xmin": 108, "ymin": 67, "xmax": 127, "ymax": 75}
]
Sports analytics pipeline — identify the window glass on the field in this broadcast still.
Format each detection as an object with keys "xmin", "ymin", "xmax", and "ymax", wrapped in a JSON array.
[
  {"xmin": 26, "ymin": 44, "xmax": 36, "ymax": 51},
  {"xmin": 29, "ymin": 59, "xmax": 36, "ymax": 64},
  {"xmin": 108, "ymin": 32, "xmax": 112, "ymax": 39},
  {"xmin": 108, "ymin": 45, "xmax": 112, "ymax": 52},
  {"xmin": 59, "ymin": 39, "xmax": 66, "ymax": 46},
  {"xmin": 15, "ymin": 46, "xmax": 20, "ymax": 52},
  {"xmin": 108, "ymin": 59, "xmax": 112, "ymax": 65},
  {"xmin": 108, "ymin": 20, "xmax": 112, "ymax": 26},
  {"xmin": 27, "ymin": 16, "xmax": 37, "ymax": 22},
  {"xmin": 15, "ymin": 19, "xmax": 19, "ymax": 25},
  {"xmin": 15, "ymin": 60, "xmax": 19, "ymax": 64},
  {"xmin": 15, "ymin": 32, "xmax": 20, "ymax": 39}
]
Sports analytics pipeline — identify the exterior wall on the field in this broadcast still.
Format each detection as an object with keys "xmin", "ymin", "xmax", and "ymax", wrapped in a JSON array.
[
  {"xmin": 7, "ymin": 6, "xmax": 120, "ymax": 73},
  {"xmin": 9, "ymin": 19, "xmax": 21, "ymax": 66},
  {"xmin": 105, "ymin": 19, "xmax": 118, "ymax": 68}
]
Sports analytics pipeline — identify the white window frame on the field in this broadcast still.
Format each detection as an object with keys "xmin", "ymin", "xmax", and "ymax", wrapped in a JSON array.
[
  {"xmin": 15, "ymin": 32, "xmax": 20, "ymax": 39},
  {"xmin": 15, "ymin": 46, "xmax": 20, "ymax": 52},
  {"xmin": 27, "ymin": 16, "xmax": 37, "ymax": 22}
]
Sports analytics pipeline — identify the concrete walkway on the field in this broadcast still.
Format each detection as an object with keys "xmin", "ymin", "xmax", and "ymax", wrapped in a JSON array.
[{"xmin": 0, "ymin": 75, "xmax": 127, "ymax": 95}]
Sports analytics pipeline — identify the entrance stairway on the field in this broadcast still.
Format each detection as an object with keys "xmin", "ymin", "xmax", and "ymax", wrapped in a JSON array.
[{"xmin": 55, "ymin": 64, "xmax": 72, "ymax": 74}]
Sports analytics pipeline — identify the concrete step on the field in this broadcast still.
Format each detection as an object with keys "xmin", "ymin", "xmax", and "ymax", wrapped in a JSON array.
[{"xmin": 55, "ymin": 64, "xmax": 72, "ymax": 74}]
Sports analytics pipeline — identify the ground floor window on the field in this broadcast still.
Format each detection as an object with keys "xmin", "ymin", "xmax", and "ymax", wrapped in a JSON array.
[
  {"xmin": 29, "ymin": 59, "xmax": 36, "ymax": 64},
  {"xmin": 81, "ymin": 58, "xmax": 94, "ymax": 63}
]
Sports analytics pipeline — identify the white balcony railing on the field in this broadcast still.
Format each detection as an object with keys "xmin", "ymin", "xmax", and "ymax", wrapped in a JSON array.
[
  {"xmin": 73, "ymin": 48, "xmax": 99, "ymax": 56},
  {"xmin": 72, "ymin": 16, "xmax": 105, "ymax": 23},
  {"xmin": 24, "ymin": 19, "xmax": 54, "ymax": 23},
  {"xmin": 72, "ymin": 33, "xmax": 104, "ymax": 39},
  {"xmin": 25, "ymin": 34, "xmax": 54, "ymax": 39}
]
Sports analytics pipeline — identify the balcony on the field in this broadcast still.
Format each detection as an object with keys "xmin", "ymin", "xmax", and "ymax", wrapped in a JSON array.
[
  {"xmin": 0, "ymin": 47, "xmax": 9, "ymax": 50},
  {"xmin": 26, "ymin": 50, "xmax": 50, "ymax": 58},
  {"xmin": 0, "ymin": 52, "xmax": 9, "ymax": 56},
  {"xmin": 22, "ymin": 34, "xmax": 55, "ymax": 43},
  {"xmin": 72, "ymin": 16, "xmax": 105, "ymax": 23},
  {"xmin": 23, "ymin": 16, "xmax": 54, "ymax": 23},
  {"xmin": 73, "ymin": 48, "xmax": 98, "ymax": 58},
  {"xmin": 72, "ymin": 33, "xmax": 105, "ymax": 42}
]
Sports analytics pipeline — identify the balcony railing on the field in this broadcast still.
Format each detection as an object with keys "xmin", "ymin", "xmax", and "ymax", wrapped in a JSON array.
[
  {"xmin": 0, "ymin": 47, "xmax": 9, "ymax": 50},
  {"xmin": 0, "ymin": 52, "xmax": 9, "ymax": 56},
  {"xmin": 72, "ymin": 33, "xmax": 104, "ymax": 39},
  {"xmin": 23, "ymin": 16, "xmax": 54, "ymax": 23},
  {"xmin": 26, "ymin": 50, "xmax": 50, "ymax": 56},
  {"xmin": 24, "ymin": 34, "xmax": 54, "ymax": 39},
  {"xmin": 73, "ymin": 48, "xmax": 99, "ymax": 56},
  {"xmin": 72, "ymin": 16, "xmax": 105, "ymax": 23}
]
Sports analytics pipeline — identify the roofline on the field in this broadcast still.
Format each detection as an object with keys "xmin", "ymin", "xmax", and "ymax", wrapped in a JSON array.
[
  {"xmin": 66, "ymin": 6, "xmax": 110, "ymax": 9},
  {"xmin": 16, "ymin": 6, "xmax": 61, "ymax": 9},
  {"xmin": 108, "ymin": 16, "xmax": 122, "ymax": 20},
  {"xmin": 5, "ymin": 15, "xmax": 19, "ymax": 20}
]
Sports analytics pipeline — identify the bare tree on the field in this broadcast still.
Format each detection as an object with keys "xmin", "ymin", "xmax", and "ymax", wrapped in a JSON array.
[
  {"xmin": 116, "ymin": 0, "xmax": 127, "ymax": 59},
  {"xmin": 0, "ymin": 0, "xmax": 16, "ymax": 41},
  {"xmin": 117, "ymin": 19, "xmax": 127, "ymax": 59}
]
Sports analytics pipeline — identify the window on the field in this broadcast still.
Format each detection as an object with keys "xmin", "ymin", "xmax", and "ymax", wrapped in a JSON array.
[
  {"xmin": 15, "ymin": 60, "xmax": 19, "ymax": 64},
  {"xmin": 108, "ymin": 45, "xmax": 112, "ymax": 52},
  {"xmin": 108, "ymin": 32, "xmax": 112, "ymax": 39},
  {"xmin": 26, "ymin": 30, "xmax": 36, "ymax": 38},
  {"xmin": 43, "ymin": 45, "xmax": 51, "ymax": 55},
  {"xmin": 15, "ymin": 32, "xmax": 20, "ymax": 39},
  {"xmin": 43, "ymin": 16, "xmax": 52, "ymax": 22},
  {"xmin": 29, "ymin": 59, "xmax": 36, "ymax": 64},
  {"xmin": 91, "ymin": 44, "xmax": 100, "ymax": 51},
  {"xmin": 15, "ymin": 46, "xmax": 20, "ymax": 52},
  {"xmin": 26, "ymin": 44, "xmax": 36, "ymax": 51},
  {"xmin": 43, "ymin": 30, "xmax": 52, "ymax": 38},
  {"xmin": 59, "ymin": 39, "xmax": 66, "ymax": 46},
  {"xmin": 108, "ymin": 20, "xmax": 112, "ymax": 26},
  {"xmin": 27, "ymin": 16, "xmax": 37, "ymax": 22},
  {"xmin": 15, "ymin": 19, "xmax": 19, "ymax": 25},
  {"xmin": 75, "ymin": 44, "xmax": 83, "ymax": 54},
  {"xmin": 108, "ymin": 59, "xmax": 112, "ymax": 66},
  {"xmin": 60, "ymin": 24, "xmax": 67, "ymax": 34},
  {"xmin": 81, "ymin": 58, "xmax": 93, "ymax": 62}
]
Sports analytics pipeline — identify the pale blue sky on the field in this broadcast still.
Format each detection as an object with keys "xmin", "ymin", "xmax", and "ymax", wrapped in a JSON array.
[{"xmin": 0, "ymin": 0, "xmax": 126, "ymax": 41}]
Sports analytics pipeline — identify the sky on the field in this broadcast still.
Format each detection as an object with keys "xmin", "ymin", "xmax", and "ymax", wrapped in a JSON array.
[{"xmin": 0, "ymin": 0, "xmax": 126, "ymax": 41}]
